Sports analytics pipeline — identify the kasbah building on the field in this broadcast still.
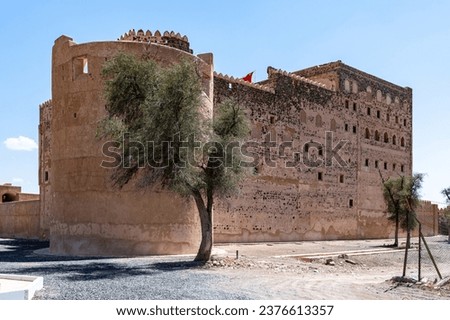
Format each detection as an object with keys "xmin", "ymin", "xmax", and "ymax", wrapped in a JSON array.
[{"xmin": 0, "ymin": 28, "xmax": 443, "ymax": 256}]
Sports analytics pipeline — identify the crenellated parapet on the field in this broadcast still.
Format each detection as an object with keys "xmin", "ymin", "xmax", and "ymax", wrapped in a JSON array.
[
  {"xmin": 118, "ymin": 29, "xmax": 192, "ymax": 53},
  {"xmin": 214, "ymin": 71, "xmax": 275, "ymax": 94},
  {"xmin": 39, "ymin": 99, "xmax": 52, "ymax": 110},
  {"xmin": 267, "ymin": 66, "xmax": 328, "ymax": 89},
  {"xmin": 39, "ymin": 99, "xmax": 52, "ymax": 132}
]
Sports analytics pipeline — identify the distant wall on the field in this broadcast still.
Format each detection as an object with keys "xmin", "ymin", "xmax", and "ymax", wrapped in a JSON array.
[
  {"xmin": 438, "ymin": 206, "xmax": 449, "ymax": 237},
  {"xmin": 0, "ymin": 200, "xmax": 41, "ymax": 239},
  {"xmin": 17, "ymin": 193, "xmax": 40, "ymax": 201},
  {"xmin": 415, "ymin": 201, "xmax": 439, "ymax": 237}
]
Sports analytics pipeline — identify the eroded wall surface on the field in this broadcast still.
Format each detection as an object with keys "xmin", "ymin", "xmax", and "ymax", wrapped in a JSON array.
[{"xmin": 213, "ymin": 62, "xmax": 414, "ymax": 242}]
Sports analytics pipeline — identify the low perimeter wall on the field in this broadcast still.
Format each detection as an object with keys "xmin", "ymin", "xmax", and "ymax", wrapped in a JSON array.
[{"xmin": 0, "ymin": 200, "xmax": 41, "ymax": 239}]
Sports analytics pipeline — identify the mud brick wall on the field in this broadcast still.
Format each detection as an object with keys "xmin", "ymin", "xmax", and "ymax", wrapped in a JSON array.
[{"xmin": 213, "ymin": 61, "xmax": 414, "ymax": 242}]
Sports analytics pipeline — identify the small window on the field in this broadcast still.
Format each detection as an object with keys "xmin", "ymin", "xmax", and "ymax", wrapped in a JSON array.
[
  {"xmin": 330, "ymin": 119, "xmax": 337, "ymax": 132},
  {"xmin": 377, "ymin": 110, "xmax": 380, "ymax": 118},
  {"xmin": 393, "ymin": 163, "xmax": 396, "ymax": 170},
  {"xmin": 403, "ymin": 119, "xmax": 407, "ymax": 126},
  {"xmin": 375, "ymin": 160, "xmax": 379, "ymax": 168},
  {"xmin": 318, "ymin": 146, "xmax": 323, "ymax": 156},
  {"xmin": 401, "ymin": 137, "xmax": 405, "ymax": 147},
  {"xmin": 384, "ymin": 162, "xmax": 388, "ymax": 170},
  {"xmin": 44, "ymin": 171, "xmax": 49, "ymax": 182},
  {"xmin": 269, "ymin": 115, "xmax": 275, "ymax": 124},
  {"xmin": 345, "ymin": 100, "xmax": 349, "ymax": 108},
  {"xmin": 367, "ymin": 107, "xmax": 371, "ymax": 116},
  {"xmin": 375, "ymin": 130, "xmax": 380, "ymax": 141},
  {"xmin": 304, "ymin": 143, "xmax": 310, "ymax": 153},
  {"xmin": 352, "ymin": 126, "xmax": 357, "ymax": 134},
  {"xmin": 401, "ymin": 164, "xmax": 405, "ymax": 172},
  {"xmin": 318, "ymin": 172, "xmax": 323, "ymax": 181},
  {"xmin": 365, "ymin": 128, "xmax": 370, "ymax": 139},
  {"xmin": 365, "ymin": 159, "xmax": 369, "ymax": 167},
  {"xmin": 73, "ymin": 113, "xmax": 77, "ymax": 118},
  {"xmin": 345, "ymin": 124, "xmax": 349, "ymax": 132},
  {"xmin": 83, "ymin": 59, "xmax": 88, "ymax": 74},
  {"xmin": 353, "ymin": 102, "xmax": 357, "ymax": 111},
  {"xmin": 344, "ymin": 80, "xmax": 350, "ymax": 92},
  {"xmin": 395, "ymin": 116, "xmax": 399, "ymax": 124},
  {"xmin": 315, "ymin": 115, "xmax": 322, "ymax": 127},
  {"xmin": 384, "ymin": 132, "xmax": 389, "ymax": 143},
  {"xmin": 386, "ymin": 93, "xmax": 392, "ymax": 105},
  {"xmin": 299, "ymin": 110, "xmax": 307, "ymax": 123},
  {"xmin": 73, "ymin": 56, "xmax": 89, "ymax": 79},
  {"xmin": 339, "ymin": 175, "xmax": 344, "ymax": 183},
  {"xmin": 376, "ymin": 90, "xmax": 382, "ymax": 102},
  {"xmin": 392, "ymin": 135, "xmax": 397, "ymax": 145},
  {"xmin": 349, "ymin": 199, "xmax": 354, "ymax": 208},
  {"xmin": 228, "ymin": 83, "xmax": 233, "ymax": 90}
]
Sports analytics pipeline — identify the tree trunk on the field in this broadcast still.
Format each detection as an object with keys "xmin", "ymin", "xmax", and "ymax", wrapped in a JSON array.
[
  {"xmin": 192, "ymin": 189, "xmax": 213, "ymax": 262},
  {"xmin": 394, "ymin": 212, "xmax": 399, "ymax": 247},
  {"xmin": 406, "ymin": 211, "xmax": 411, "ymax": 249},
  {"xmin": 406, "ymin": 230, "xmax": 411, "ymax": 249}
]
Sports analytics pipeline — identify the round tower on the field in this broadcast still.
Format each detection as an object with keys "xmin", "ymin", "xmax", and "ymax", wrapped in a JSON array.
[{"xmin": 48, "ymin": 30, "xmax": 214, "ymax": 256}]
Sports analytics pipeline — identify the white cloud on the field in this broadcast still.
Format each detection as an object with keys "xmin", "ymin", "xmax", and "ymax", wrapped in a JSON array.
[
  {"xmin": 4, "ymin": 136, "xmax": 38, "ymax": 151},
  {"xmin": 12, "ymin": 177, "xmax": 24, "ymax": 184}
]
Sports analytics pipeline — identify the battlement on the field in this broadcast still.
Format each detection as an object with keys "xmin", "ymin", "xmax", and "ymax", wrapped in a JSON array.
[
  {"xmin": 118, "ymin": 29, "xmax": 192, "ymax": 53},
  {"xmin": 267, "ymin": 66, "xmax": 329, "ymax": 89},
  {"xmin": 39, "ymin": 99, "xmax": 52, "ymax": 110},
  {"xmin": 214, "ymin": 72, "xmax": 275, "ymax": 93},
  {"xmin": 295, "ymin": 60, "xmax": 410, "ymax": 95}
]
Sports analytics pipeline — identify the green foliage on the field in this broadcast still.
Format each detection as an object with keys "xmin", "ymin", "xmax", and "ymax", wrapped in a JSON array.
[
  {"xmin": 382, "ymin": 173, "xmax": 424, "ymax": 231},
  {"xmin": 383, "ymin": 177, "xmax": 403, "ymax": 222},
  {"xmin": 442, "ymin": 187, "xmax": 450, "ymax": 203},
  {"xmin": 208, "ymin": 99, "xmax": 250, "ymax": 197},
  {"xmin": 99, "ymin": 53, "xmax": 249, "ymax": 199}
]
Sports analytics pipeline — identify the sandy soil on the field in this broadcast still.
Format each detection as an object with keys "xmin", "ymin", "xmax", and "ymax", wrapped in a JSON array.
[{"xmin": 207, "ymin": 236, "xmax": 450, "ymax": 300}]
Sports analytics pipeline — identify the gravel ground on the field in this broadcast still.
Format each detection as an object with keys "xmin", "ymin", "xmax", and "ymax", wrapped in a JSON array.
[
  {"xmin": 0, "ymin": 237, "xmax": 448, "ymax": 300},
  {"xmin": 0, "ymin": 239, "xmax": 250, "ymax": 300}
]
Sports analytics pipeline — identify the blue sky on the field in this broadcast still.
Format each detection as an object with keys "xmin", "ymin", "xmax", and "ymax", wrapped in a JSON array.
[{"xmin": 0, "ymin": 0, "xmax": 449, "ymax": 206}]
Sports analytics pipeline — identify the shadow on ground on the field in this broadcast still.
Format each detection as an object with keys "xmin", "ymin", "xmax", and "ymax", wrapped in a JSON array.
[
  {"xmin": 1, "ymin": 238, "xmax": 205, "ymax": 282},
  {"xmin": 0, "ymin": 238, "xmax": 102, "ymax": 263}
]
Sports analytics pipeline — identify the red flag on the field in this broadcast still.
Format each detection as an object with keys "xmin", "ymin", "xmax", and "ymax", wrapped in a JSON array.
[{"xmin": 242, "ymin": 71, "xmax": 253, "ymax": 83}]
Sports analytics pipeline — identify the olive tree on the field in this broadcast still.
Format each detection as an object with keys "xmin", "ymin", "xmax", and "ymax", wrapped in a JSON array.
[
  {"xmin": 99, "ymin": 54, "xmax": 249, "ymax": 262},
  {"xmin": 382, "ymin": 173, "xmax": 423, "ymax": 248}
]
